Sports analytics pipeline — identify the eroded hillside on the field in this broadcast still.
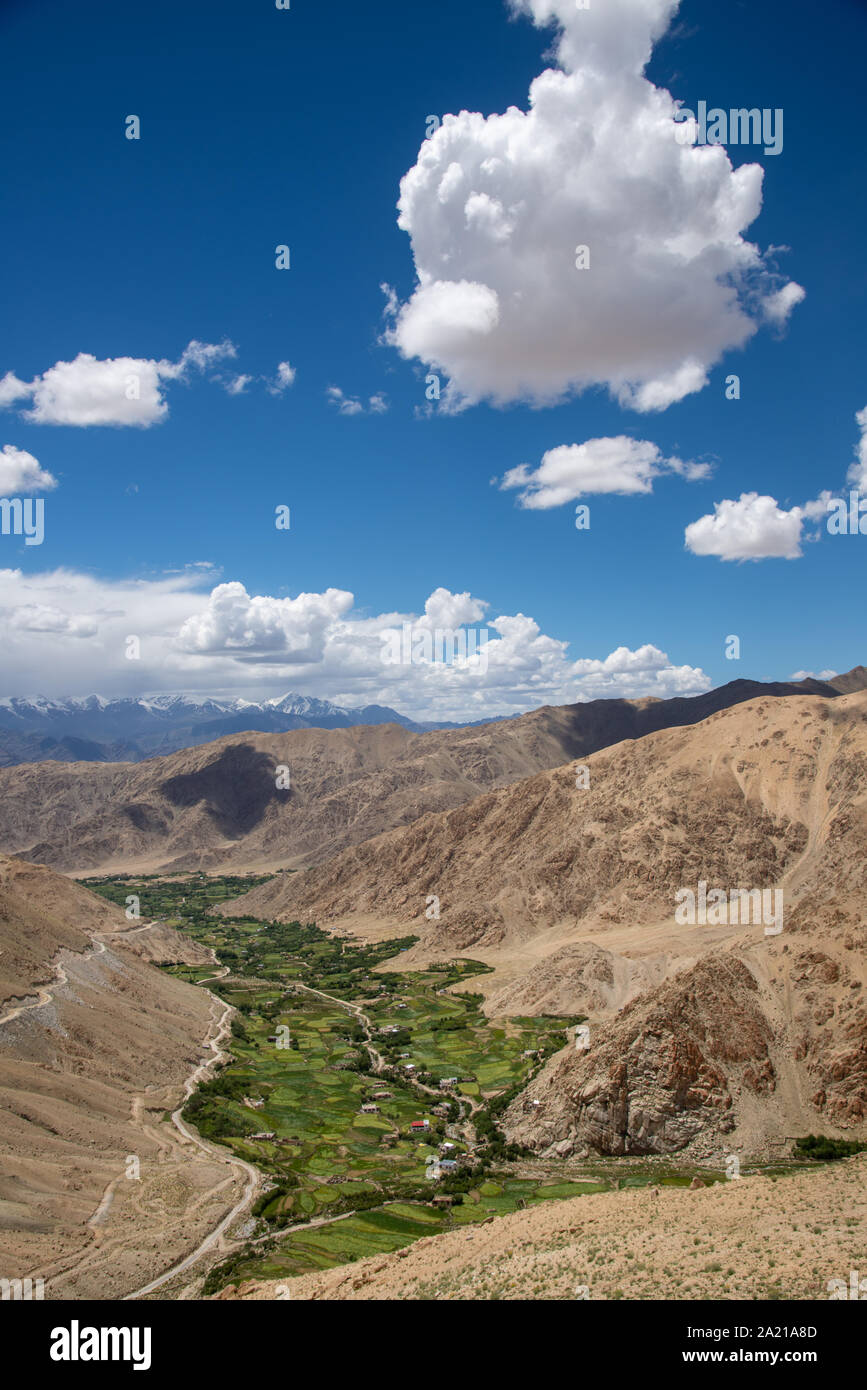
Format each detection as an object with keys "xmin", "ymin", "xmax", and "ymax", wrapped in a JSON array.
[{"xmin": 0, "ymin": 855, "xmax": 249, "ymax": 1299}]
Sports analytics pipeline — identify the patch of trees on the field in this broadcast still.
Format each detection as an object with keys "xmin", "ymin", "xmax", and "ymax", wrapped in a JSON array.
[
  {"xmin": 794, "ymin": 1134, "xmax": 867, "ymax": 1161},
  {"xmin": 182, "ymin": 1092, "xmax": 258, "ymax": 1142},
  {"xmin": 201, "ymin": 1245, "xmax": 259, "ymax": 1297},
  {"xmin": 253, "ymin": 1177, "xmax": 299, "ymax": 1218},
  {"xmin": 340, "ymin": 1051, "xmax": 373, "ymax": 1073},
  {"xmin": 473, "ymin": 1081, "xmax": 535, "ymax": 1161}
]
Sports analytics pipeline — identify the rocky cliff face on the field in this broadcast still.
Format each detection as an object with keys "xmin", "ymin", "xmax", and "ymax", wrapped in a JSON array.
[
  {"xmin": 502, "ymin": 927, "xmax": 867, "ymax": 1158},
  {"xmin": 504, "ymin": 956, "xmax": 774, "ymax": 1155}
]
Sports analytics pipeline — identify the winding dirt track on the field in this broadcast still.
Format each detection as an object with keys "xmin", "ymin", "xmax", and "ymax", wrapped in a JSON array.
[
  {"xmin": 0, "ymin": 938, "xmax": 107, "ymax": 1026},
  {"xmin": 123, "ymin": 987, "xmax": 261, "ymax": 1300}
]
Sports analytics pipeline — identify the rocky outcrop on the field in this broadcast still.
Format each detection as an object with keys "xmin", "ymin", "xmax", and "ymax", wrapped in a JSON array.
[{"xmin": 504, "ymin": 956, "xmax": 777, "ymax": 1155}]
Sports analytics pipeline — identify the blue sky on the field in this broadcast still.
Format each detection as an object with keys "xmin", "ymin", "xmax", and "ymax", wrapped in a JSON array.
[{"xmin": 1, "ymin": 0, "xmax": 865, "ymax": 718}]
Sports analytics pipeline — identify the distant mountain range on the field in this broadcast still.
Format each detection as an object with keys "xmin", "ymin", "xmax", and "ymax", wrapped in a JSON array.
[
  {"xmin": 0, "ymin": 692, "xmax": 485, "ymax": 766},
  {"xmin": 1, "ymin": 667, "xmax": 865, "ymax": 875},
  {"xmin": 0, "ymin": 669, "xmax": 863, "ymax": 769}
]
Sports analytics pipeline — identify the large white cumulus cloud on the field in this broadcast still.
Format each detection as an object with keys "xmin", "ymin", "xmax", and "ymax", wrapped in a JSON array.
[
  {"xmin": 0, "ymin": 570, "xmax": 710, "ymax": 718},
  {"xmin": 387, "ymin": 0, "xmax": 803, "ymax": 412},
  {"xmin": 176, "ymin": 582, "xmax": 355, "ymax": 661}
]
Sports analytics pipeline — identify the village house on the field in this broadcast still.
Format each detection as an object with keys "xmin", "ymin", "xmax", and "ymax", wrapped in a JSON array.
[
  {"xmin": 250, "ymin": 1131, "xmax": 277, "ymax": 1141},
  {"xmin": 439, "ymin": 1141, "xmax": 456, "ymax": 1154},
  {"xmin": 410, "ymin": 1119, "xmax": 430, "ymax": 1132},
  {"xmin": 438, "ymin": 1159, "xmax": 458, "ymax": 1172},
  {"xmin": 439, "ymin": 1077, "xmax": 458, "ymax": 1089},
  {"xmin": 360, "ymin": 1103, "xmax": 380, "ymax": 1114}
]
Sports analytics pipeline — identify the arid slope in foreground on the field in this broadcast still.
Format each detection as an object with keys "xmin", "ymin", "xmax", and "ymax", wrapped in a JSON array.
[
  {"xmin": 0, "ymin": 855, "xmax": 247, "ymax": 1299},
  {"xmin": 216, "ymin": 1154, "xmax": 867, "ymax": 1301}
]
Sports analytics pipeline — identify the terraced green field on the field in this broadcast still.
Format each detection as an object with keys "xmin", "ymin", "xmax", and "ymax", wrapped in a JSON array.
[{"xmin": 83, "ymin": 873, "xmax": 711, "ymax": 1293}]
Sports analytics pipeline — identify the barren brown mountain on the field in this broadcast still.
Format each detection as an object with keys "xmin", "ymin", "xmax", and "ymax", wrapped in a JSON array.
[
  {"xmin": 223, "ymin": 690, "xmax": 867, "ymax": 1155},
  {"xmin": 0, "ymin": 673, "xmax": 858, "ymax": 877},
  {"xmin": 0, "ymin": 855, "xmax": 252, "ymax": 1299}
]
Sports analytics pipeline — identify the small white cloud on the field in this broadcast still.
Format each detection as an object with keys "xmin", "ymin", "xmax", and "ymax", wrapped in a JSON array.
[
  {"xmin": 762, "ymin": 282, "xmax": 807, "ymax": 327},
  {"xmin": 224, "ymin": 374, "xmax": 252, "ymax": 396},
  {"xmin": 165, "ymin": 339, "xmax": 237, "ymax": 377},
  {"xmin": 270, "ymin": 361, "xmax": 297, "ymax": 394},
  {"xmin": 847, "ymin": 405, "xmax": 867, "ymax": 490},
  {"xmin": 380, "ymin": 283, "xmax": 399, "ymax": 321},
  {"xmin": 0, "ymin": 445, "xmax": 58, "ymax": 494},
  {"xmin": 327, "ymin": 386, "xmax": 387, "ymax": 416},
  {"xmin": 685, "ymin": 492, "xmax": 812, "ymax": 561},
  {"xmin": 689, "ymin": 405, "xmax": 867, "ymax": 564},
  {"xmin": 790, "ymin": 669, "xmax": 837, "ymax": 682},
  {"xmin": 327, "ymin": 386, "xmax": 364, "ymax": 415},
  {"xmin": 501, "ymin": 437, "xmax": 707, "ymax": 509},
  {"xmin": 0, "ymin": 340, "xmax": 237, "ymax": 427}
]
